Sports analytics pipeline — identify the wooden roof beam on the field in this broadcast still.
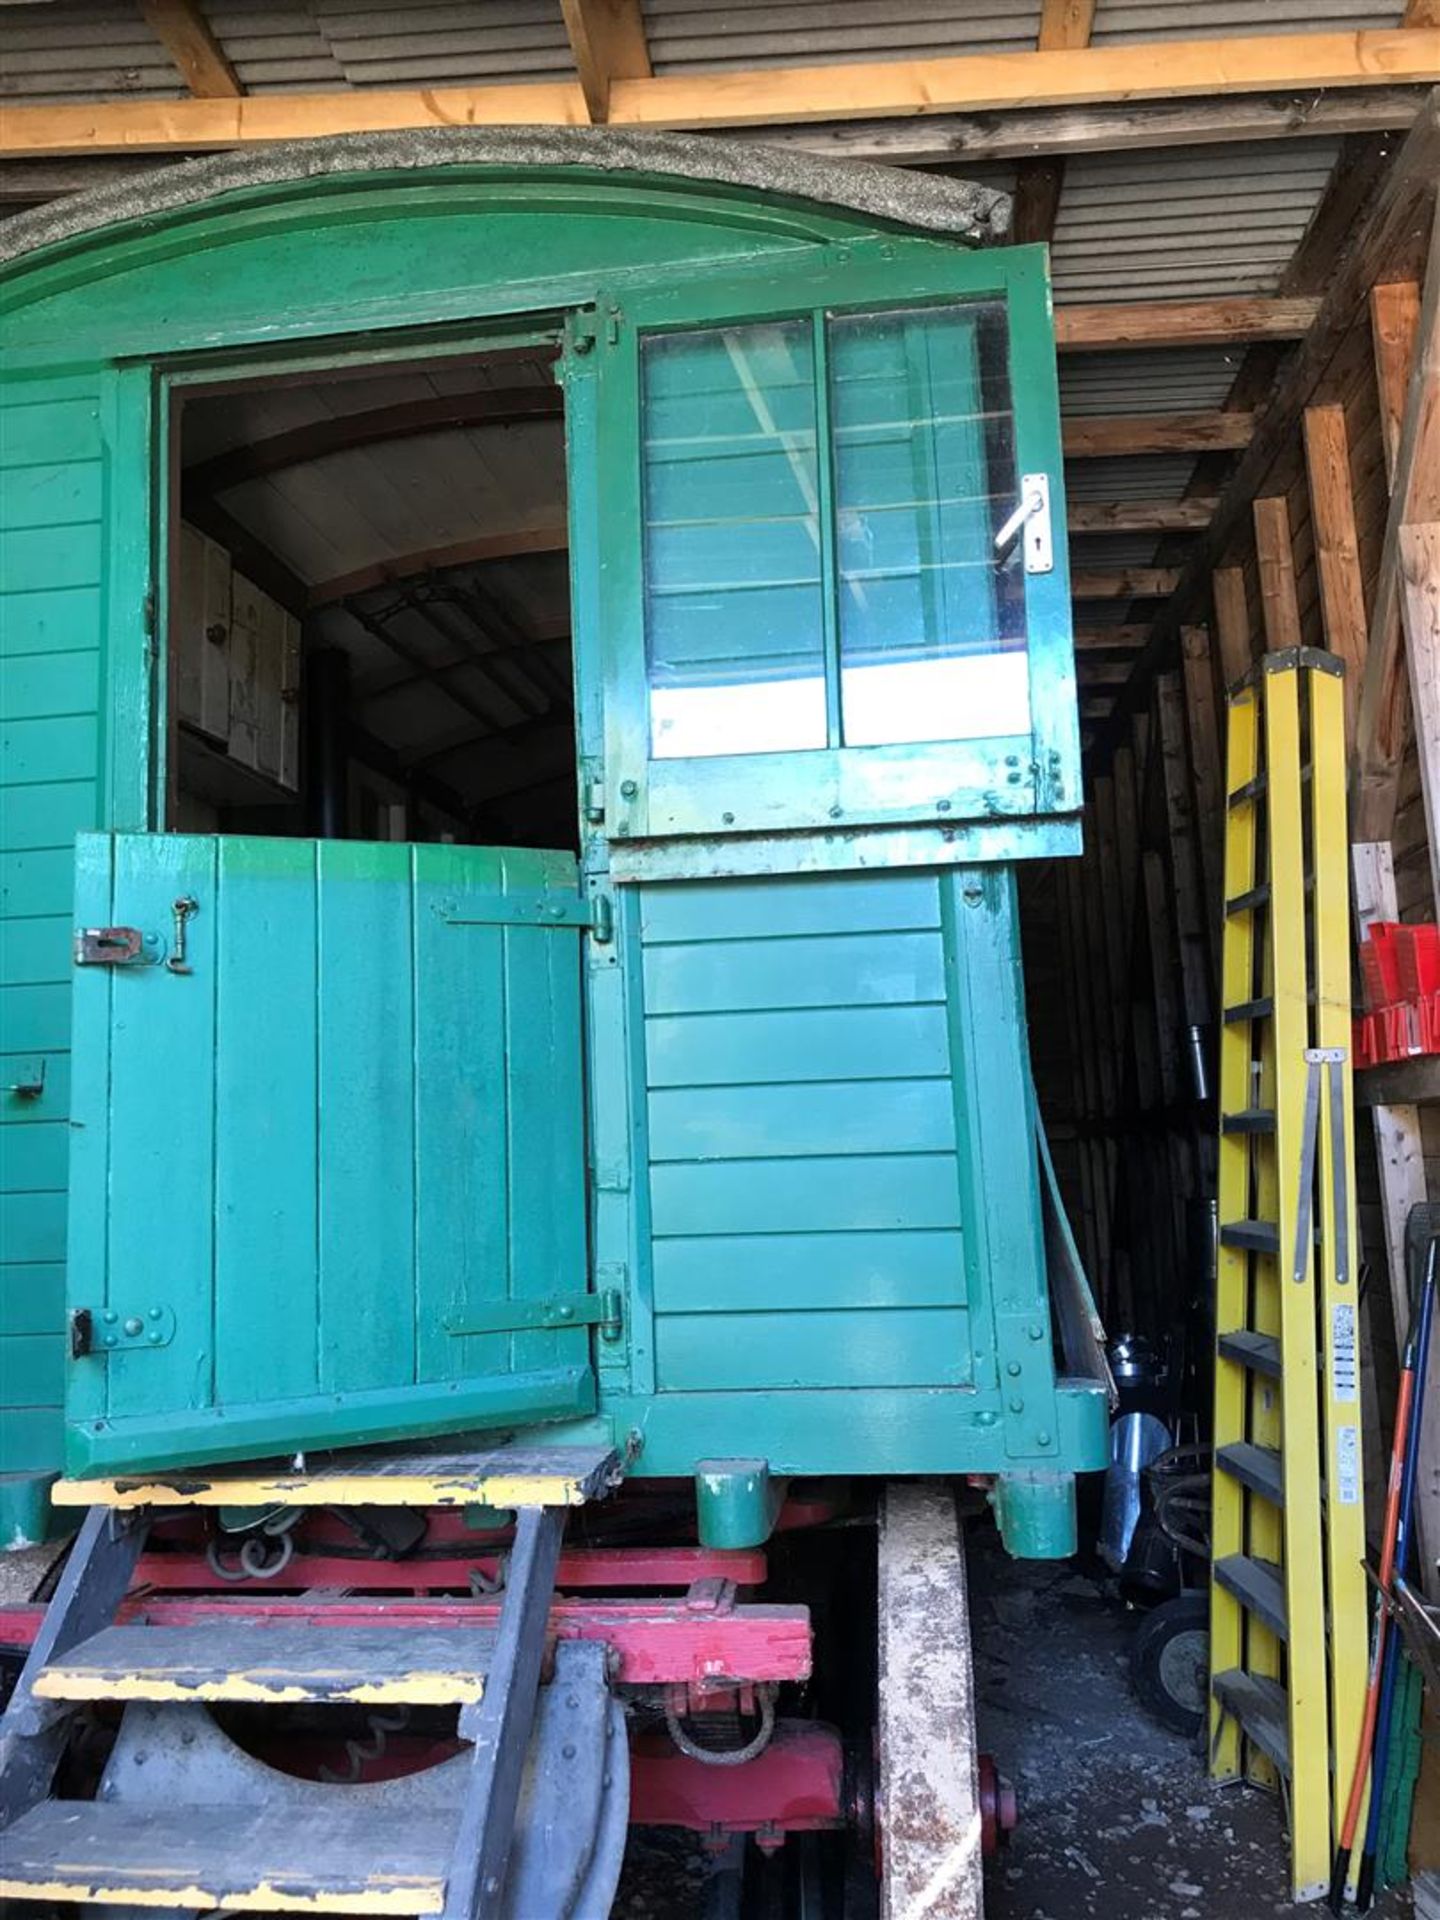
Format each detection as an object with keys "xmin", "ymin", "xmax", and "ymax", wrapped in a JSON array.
[
  {"xmin": 2, "ymin": 31, "xmax": 1436, "ymax": 154},
  {"xmin": 1063, "ymin": 413, "xmax": 1254, "ymax": 457},
  {"xmin": 1069, "ymin": 501, "xmax": 1217, "ymax": 532},
  {"xmin": 764, "ymin": 88, "xmax": 1425, "ymax": 166},
  {"xmin": 1092, "ymin": 90, "xmax": 1440, "ymax": 760},
  {"xmin": 308, "ymin": 524, "xmax": 570, "ymax": 608},
  {"xmin": 1010, "ymin": 0, "xmax": 1095, "ymax": 243},
  {"xmin": 559, "ymin": 0, "xmax": 652, "ymax": 125},
  {"xmin": 139, "ymin": 0, "xmax": 241, "ymax": 99},
  {"xmin": 1056, "ymin": 296, "xmax": 1319, "ymax": 352},
  {"xmin": 1071, "ymin": 568, "xmax": 1183, "ymax": 598},
  {"xmin": 1073, "ymin": 627, "xmax": 1153, "ymax": 650},
  {"xmin": 183, "ymin": 387, "xmax": 563, "ymax": 498}
]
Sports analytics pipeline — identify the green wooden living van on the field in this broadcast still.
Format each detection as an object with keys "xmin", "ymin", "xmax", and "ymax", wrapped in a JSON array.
[{"xmin": 0, "ymin": 130, "xmax": 1105, "ymax": 1554}]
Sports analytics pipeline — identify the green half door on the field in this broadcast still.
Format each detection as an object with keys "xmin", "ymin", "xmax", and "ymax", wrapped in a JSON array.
[{"xmin": 64, "ymin": 831, "xmax": 596, "ymax": 1474}]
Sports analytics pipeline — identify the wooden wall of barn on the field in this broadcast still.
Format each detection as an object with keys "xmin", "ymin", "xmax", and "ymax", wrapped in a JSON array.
[{"xmin": 1031, "ymin": 175, "xmax": 1437, "ymax": 1570}]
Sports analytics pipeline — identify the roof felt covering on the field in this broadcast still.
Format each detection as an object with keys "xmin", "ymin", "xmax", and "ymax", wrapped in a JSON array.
[{"xmin": 0, "ymin": 124, "xmax": 1011, "ymax": 266}]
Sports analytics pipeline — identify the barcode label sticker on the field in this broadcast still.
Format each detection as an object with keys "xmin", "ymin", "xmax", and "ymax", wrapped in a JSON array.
[
  {"xmin": 1337, "ymin": 1426, "xmax": 1360, "ymax": 1506},
  {"xmin": 1332, "ymin": 1304, "xmax": 1358, "ymax": 1402}
]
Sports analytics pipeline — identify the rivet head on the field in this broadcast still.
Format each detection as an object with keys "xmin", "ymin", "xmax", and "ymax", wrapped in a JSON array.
[
  {"xmin": 103, "ymin": 1310, "xmax": 117, "ymax": 1325},
  {"xmin": 149, "ymin": 1306, "xmax": 162, "ymax": 1320},
  {"xmin": 620, "ymin": 779, "xmax": 638, "ymax": 799},
  {"xmin": 557, "ymin": 1305, "xmax": 574, "ymax": 1321},
  {"xmin": 149, "ymin": 1332, "xmax": 163, "ymax": 1345},
  {"xmin": 1037, "ymin": 1432, "xmax": 1052, "ymax": 1447},
  {"xmin": 828, "ymin": 804, "xmax": 842, "ymax": 820},
  {"xmin": 1008, "ymin": 1397, "xmax": 1024, "ymax": 1414},
  {"xmin": 1028, "ymin": 1324, "xmax": 1045, "ymax": 1341},
  {"xmin": 123, "ymin": 1316, "xmax": 143, "ymax": 1337},
  {"xmin": 1006, "ymin": 1361, "xmax": 1021, "ymax": 1377},
  {"xmin": 562, "ymin": 1741, "xmax": 577, "ymax": 1760},
  {"xmin": 937, "ymin": 798, "xmax": 951, "ymax": 812},
  {"xmin": 722, "ymin": 811, "xmax": 735, "ymax": 825},
  {"xmin": 104, "ymin": 1336, "xmax": 117, "ymax": 1349}
]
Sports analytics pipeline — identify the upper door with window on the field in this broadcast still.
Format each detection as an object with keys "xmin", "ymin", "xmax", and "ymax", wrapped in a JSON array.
[{"xmin": 589, "ymin": 239, "xmax": 1075, "ymax": 853}]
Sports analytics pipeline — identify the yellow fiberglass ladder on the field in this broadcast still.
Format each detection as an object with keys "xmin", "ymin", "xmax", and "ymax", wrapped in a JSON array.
[{"xmin": 1209, "ymin": 648, "xmax": 1369, "ymax": 1905}]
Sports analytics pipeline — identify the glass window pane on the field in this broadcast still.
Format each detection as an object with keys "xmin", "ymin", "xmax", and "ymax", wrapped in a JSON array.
[
  {"xmin": 829, "ymin": 302, "xmax": 1029, "ymax": 747},
  {"xmin": 642, "ymin": 321, "xmax": 827, "ymax": 759}
]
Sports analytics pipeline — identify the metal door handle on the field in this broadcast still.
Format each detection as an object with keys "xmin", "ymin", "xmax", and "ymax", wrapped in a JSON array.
[{"xmin": 993, "ymin": 473, "xmax": 1054, "ymax": 574}]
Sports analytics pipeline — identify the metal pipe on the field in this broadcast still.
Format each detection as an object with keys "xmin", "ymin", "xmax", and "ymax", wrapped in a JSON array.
[{"xmin": 304, "ymin": 646, "xmax": 350, "ymax": 839}]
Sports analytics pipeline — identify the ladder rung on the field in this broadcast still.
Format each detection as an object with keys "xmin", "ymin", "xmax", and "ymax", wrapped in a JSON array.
[
  {"xmin": 1223, "ymin": 996, "xmax": 1273, "ymax": 1024},
  {"xmin": 1227, "ymin": 774, "xmax": 1267, "ymax": 808},
  {"xmin": 1217, "ymin": 1330, "xmax": 1282, "ymax": 1379},
  {"xmin": 1216, "ymin": 1442, "xmax": 1284, "ymax": 1507},
  {"xmin": 1214, "ymin": 1555, "xmax": 1288, "ymax": 1640},
  {"xmin": 1222, "ymin": 1108, "xmax": 1276, "ymax": 1135},
  {"xmin": 1220, "ymin": 1220, "xmax": 1281, "ymax": 1255},
  {"xmin": 1212, "ymin": 1669, "xmax": 1290, "ymax": 1776},
  {"xmin": 1225, "ymin": 884, "xmax": 1271, "ymax": 916}
]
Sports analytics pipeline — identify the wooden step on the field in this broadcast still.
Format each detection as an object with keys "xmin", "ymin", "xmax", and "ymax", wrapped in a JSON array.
[
  {"xmin": 1212, "ymin": 1669, "xmax": 1290, "ymax": 1776},
  {"xmin": 1214, "ymin": 1554, "xmax": 1288, "ymax": 1640},
  {"xmin": 1220, "ymin": 1220, "xmax": 1281, "ymax": 1255},
  {"xmin": 1217, "ymin": 1330, "xmax": 1282, "ymax": 1379},
  {"xmin": 1222, "ymin": 1107, "xmax": 1276, "ymax": 1135},
  {"xmin": 0, "ymin": 1801, "xmax": 453, "ymax": 1912},
  {"xmin": 1216, "ymin": 1442, "xmax": 1284, "ymax": 1507},
  {"xmin": 52, "ymin": 1440, "xmax": 621, "ymax": 1512},
  {"xmin": 35, "ymin": 1623, "xmax": 498, "ymax": 1707}
]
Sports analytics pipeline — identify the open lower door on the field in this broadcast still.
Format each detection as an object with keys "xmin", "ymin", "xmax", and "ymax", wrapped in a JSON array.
[{"xmin": 65, "ymin": 831, "xmax": 597, "ymax": 1475}]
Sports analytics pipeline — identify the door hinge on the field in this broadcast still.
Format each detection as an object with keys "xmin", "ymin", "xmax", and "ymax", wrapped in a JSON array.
[
  {"xmin": 70, "ymin": 1304, "xmax": 176, "ymax": 1356},
  {"xmin": 439, "ymin": 890, "xmax": 611, "ymax": 940},
  {"xmin": 444, "ymin": 1287, "xmax": 622, "ymax": 1341},
  {"xmin": 566, "ymin": 311, "xmax": 599, "ymax": 358}
]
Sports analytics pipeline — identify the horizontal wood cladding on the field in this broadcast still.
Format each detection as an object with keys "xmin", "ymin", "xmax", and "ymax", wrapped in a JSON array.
[
  {"xmin": 0, "ymin": 371, "xmax": 107, "ymax": 1499},
  {"xmin": 639, "ymin": 870, "xmax": 997, "ymax": 1394}
]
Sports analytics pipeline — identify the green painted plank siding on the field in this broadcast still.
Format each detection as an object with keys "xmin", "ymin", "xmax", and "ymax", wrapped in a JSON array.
[
  {"xmin": 0, "ymin": 371, "xmax": 106, "ymax": 1536},
  {"xmin": 640, "ymin": 870, "xmax": 974, "ymax": 1394},
  {"xmin": 65, "ymin": 833, "xmax": 593, "ymax": 1474}
]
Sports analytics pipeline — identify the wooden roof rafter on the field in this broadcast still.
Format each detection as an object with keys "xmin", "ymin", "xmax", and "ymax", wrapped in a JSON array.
[
  {"xmin": 1010, "ymin": 0, "xmax": 1096, "ymax": 246},
  {"xmin": 2, "ymin": 30, "xmax": 1436, "ymax": 155},
  {"xmin": 139, "ymin": 0, "xmax": 241, "ymax": 100},
  {"xmin": 183, "ymin": 387, "xmax": 564, "ymax": 498},
  {"xmin": 559, "ymin": 0, "xmax": 653, "ymax": 126},
  {"xmin": 1090, "ymin": 91, "xmax": 1440, "ymax": 762}
]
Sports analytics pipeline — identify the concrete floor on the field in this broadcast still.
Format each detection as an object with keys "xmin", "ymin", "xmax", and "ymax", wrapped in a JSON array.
[
  {"xmin": 619, "ymin": 1520, "xmax": 1415, "ymax": 1918},
  {"xmin": 971, "ymin": 1532, "xmax": 1411, "ymax": 1920}
]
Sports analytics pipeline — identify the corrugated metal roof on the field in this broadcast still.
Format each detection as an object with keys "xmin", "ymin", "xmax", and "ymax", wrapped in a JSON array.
[
  {"xmin": 1058, "ymin": 348, "xmax": 1244, "ymax": 418},
  {"xmin": 1091, "ymin": 0, "xmax": 1402, "ymax": 42},
  {"xmin": 0, "ymin": 1, "xmax": 181, "ymax": 101},
  {"xmin": 1049, "ymin": 139, "xmax": 1342, "ymax": 301},
  {"xmin": 1063, "ymin": 455, "xmax": 1205, "ymax": 503},
  {"xmin": 204, "ymin": 2, "xmax": 346, "ymax": 93},
  {"xmin": 642, "ymin": 0, "xmax": 1043, "ymax": 73},
  {"xmin": 312, "ymin": 0, "xmax": 576, "ymax": 90}
]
